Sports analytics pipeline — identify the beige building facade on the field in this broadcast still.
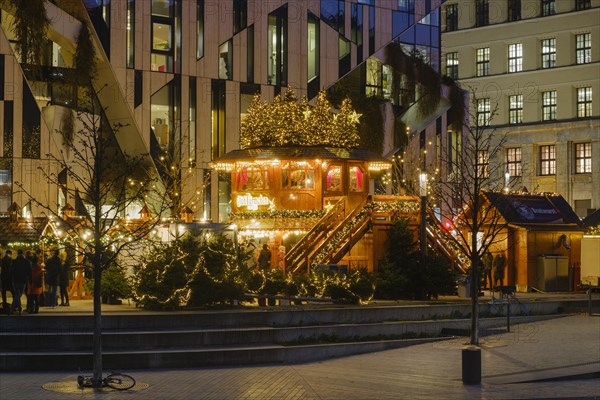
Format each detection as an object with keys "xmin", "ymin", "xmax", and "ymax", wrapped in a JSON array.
[{"xmin": 442, "ymin": 0, "xmax": 600, "ymax": 217}]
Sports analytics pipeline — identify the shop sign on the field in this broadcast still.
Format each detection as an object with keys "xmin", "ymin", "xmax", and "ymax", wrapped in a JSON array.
[{"xmin": 236, "ymin": 193, "xmax": 272, "ymax": 210}]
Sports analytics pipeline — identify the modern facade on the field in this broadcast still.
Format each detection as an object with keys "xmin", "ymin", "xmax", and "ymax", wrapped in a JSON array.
[
  {"xmin": 0, "ymin": 0, "xmax": 449, "ymax": 225},
  {"xmin": 441, "ymin": 0, "xmax": 600, "ymax": 218}
]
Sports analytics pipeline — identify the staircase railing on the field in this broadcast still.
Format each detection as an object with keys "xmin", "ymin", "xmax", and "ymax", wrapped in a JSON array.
[
  {"xmin": 425, "ymin": 209, "xmax": 469, "ymax": 273},
  {"xmin": 286, "ymin": 197, "xmax": 346, "ymax": 273}
]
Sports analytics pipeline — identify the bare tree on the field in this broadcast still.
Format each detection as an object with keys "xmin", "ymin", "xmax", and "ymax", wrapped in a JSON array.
[
  {"xmin": 17, "ymin": 92, "xmax": 168, "ymax": 386},
  {"xmin": 432, "ymin": 87, "xmax": 513, "ymax": 346}
]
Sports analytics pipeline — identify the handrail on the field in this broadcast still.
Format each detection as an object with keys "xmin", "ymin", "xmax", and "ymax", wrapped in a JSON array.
[
  {"xmin": 286, "ymin": 197, "xmax": 346, "ymax": 273},
  {"xmin": 425, "ymin": 208, "xmax": 469, "ymax": 272},
  {"xmin": 326, "ymin": 211, "xmax": 371, "ymax": 265}
]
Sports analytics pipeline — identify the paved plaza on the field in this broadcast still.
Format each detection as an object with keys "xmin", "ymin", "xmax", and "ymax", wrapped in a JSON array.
[{"xmin": 0, "ymin": 313, "xmax": 598, "ymax": 399}]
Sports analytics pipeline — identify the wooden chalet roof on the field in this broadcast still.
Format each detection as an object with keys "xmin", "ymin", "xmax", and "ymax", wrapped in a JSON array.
[
  {"xmin": 484, "ymin": 192, "xmax": 582, "ymax": 229},
  {"xmin": 212, "ymin": 146, "xmax": 391, "ymax": 163},
  {"xmin": 0, "ymin": 216, "xmax": 49, "ymax": 244}
]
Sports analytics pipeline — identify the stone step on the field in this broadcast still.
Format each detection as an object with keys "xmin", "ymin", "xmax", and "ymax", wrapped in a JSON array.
[{"xmin": 1, "ymin": 337, "xmax": 446, "ymax": 371}]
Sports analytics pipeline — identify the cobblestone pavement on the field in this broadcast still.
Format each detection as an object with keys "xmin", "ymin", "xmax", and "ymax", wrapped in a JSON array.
[{"xmin": 1, "ymin": 314, "xmax": 598, "ymax": 400}]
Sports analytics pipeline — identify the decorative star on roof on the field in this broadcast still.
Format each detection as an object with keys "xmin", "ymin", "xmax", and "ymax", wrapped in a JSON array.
[{"xmin": 350, "ymin": 111, "xmax": 361, "ymax": 124}]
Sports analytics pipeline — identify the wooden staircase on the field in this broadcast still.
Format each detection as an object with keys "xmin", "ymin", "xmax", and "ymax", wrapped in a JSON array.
[{"xmin": 425, "ymin": 209, "xmax": 469, "ymax": 273}]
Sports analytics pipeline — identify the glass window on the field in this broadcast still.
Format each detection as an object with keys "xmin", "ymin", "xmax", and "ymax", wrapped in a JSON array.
[
  {"xmin": 541, "ymin": 0, "xmax": 555, "ymax": 16},
  {"xmin": 349, "ymin": 166, "xmax": 365, "ymax": 192},
  {"xmin": 541, "ymin": 38, "xmax": 556, "ymax": 69},
  {"xmin": 151, "ymin": 83, "xmax": 173, "ymax": 152},
  {"xmin": 542, "ymin": 90, "xmax": 557, "ymax": 121},
  {"xmin": 477, "ymin": 98, "xmax": 491, "ymax": 126},
  {"xmin": 445, "ymin": 4, "xmax": 458, "ymax": 32},
  {"xmin": 351, "ymin": 3, "xmax": 363, "ymax": 45},
  {"xmin": 576, "ymin": 33, "xmax": 591, "ymax": 64},
  {"xmin": 267, "ymin": 6, "xmax": 288, "ymax": 86},
  {"xmin": 321, "ymin": 0, "xmax": 344, "ymax": 33},
  {"xmin": 575, "ymin": 142, "xmax": 592, "ymax": 173},
  {"xmin": 540, "ymin": 145, "xmax": 556, "ymax": 175},
  {"xmin": 477, "ymin": 150, "xmax": 489, "ymax": 178},
  {"xmin": 576, "ymin": 0, "xmax": 591, "ymax": 10},
  {"xmin": 508, "ymin": 0, "xmax": 521, "ymax": 21},
  {"xmin": 126, "ymin": 0, "xmax": 135, "ymax": 68},
  {"xmin": 365, "ymin": 57, "xmax": 382, "ymax": 97},
  {"xmin": 476, "ymin": 0, "xmax": 489, "ymax": 27},
  {"xmin": 446, "ymin": 52, "xmax": 458, "ymax": 79},
  {"xmin": 233, "ymin": 0, "xmax": 247, "ymax": 34},
  {"xmin": 282, "ymin": 162, "xmax": 315, "ymax": 190},
  {"xmin": 189, "ymin": 77, "xmax": 196, "ymax": 164},
  {"xmin": 197, "ymin": 0, "xmax": 204, "ymax": 59},
  {"xmin": 506, "ymin": 148, "xmax": 522, "ymax": 177},
  {"xmin": 152, "ymin": 22, "xmax": 172, "ymax": 51},
  {"xmin": 476, "ymin": 47, "xmax": 489, "ymax": 77},
  {"xmin": 577, "ymin": 87, "xmax": 592, "ymax": 118},
  {"xmin": 509, "ymin": 94, "xmax": 523, "ymax": 124},
  {"xmin": 247, "ymin": 25, "xmax": 254, "ymax": 82},
  {"xmin": 237, "ymin": 166, "xmax": 270, "ymax": 191},
  {"xmin": 308, "ymin": 14, "xmax": 319, "ymax": 83},
  {"xmin": 325, "ymin": 165, "xmax": 342, "ymax": 192},
  {"xmin": 219, "ymin": 40, "xmax": 232, "ymax": 80},
  {"xmin": 151, "ymin": 0, "xmax": 177, "ymax": 73},
  {"xmin": 22, "ymin": 84, "xmax": 40, "ymax": 159},
  {"xmin": 152, "ymin": 0, "xmax": 173, "ymax": 18},
  {"xmin": 0, "ymin": 163, "xmax": 11, "ymax": 212},
  {"xmin": 508, "ymin": 43, "xmax": 522, "ymax": 73}
]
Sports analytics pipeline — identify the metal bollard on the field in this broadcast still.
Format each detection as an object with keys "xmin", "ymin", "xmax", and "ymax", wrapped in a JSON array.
[{"xmin": 462, "ymin": 346, "xmax": 481, "ymax": 385}]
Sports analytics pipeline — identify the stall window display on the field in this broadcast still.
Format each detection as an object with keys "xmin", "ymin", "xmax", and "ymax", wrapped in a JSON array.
[
  {"xmin": 349, "ymin": 166, "xmax": 364, "ymax": 192},
  {"xmin": 238, "ymin": 166, "xmax": 270, "ymax": 191},
  {"xmin": 282, "ymin": 162, "xmax": 315, "ymax": 189},
  {"xmin": 326, "ymin": 165, "xmax": 342, "ymax": 192}
]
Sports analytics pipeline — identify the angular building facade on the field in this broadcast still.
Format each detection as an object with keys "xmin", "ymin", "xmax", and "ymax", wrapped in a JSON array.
[
  {"xmin": 441, "ymin": 0, "xmax": 600, "ymax": 217},
  {"xmin": 0, "ymin": 0, "xmax": 448, "ymax": 223}
]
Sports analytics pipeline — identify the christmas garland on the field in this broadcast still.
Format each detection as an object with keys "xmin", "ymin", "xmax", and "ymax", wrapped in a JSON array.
[{"xmin": 229, "ymin": 209, "xmax": 325, "ymax": 220}]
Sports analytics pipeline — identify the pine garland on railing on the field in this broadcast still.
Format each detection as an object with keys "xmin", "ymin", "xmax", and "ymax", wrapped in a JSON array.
[{"xmin": 229, "ymin": 209, "xmax": 325, "ymax": 220}]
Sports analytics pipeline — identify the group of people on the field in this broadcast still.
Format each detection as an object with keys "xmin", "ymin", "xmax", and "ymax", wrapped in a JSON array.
[
  {"xmin": 242, "ymin": 239, "xmax": 286, "ymax": 271},
  {"xmin": 482, "ymin": 251, "xmax": 507, "ymax": 290},
  {"xmin": 0, "ymin": 249, "xmax": 71, "ymax": 315}
]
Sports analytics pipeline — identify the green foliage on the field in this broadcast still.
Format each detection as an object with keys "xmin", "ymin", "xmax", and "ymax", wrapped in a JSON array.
[
  {"xmin": 239, "ymin": 88, "xmax": 361, "ymax": 149},
  {"xmin": 13, "ymin": 0, "xmax": 50, "ymax": 67},
  {"xmin": 74, "ymin": 23, "xmax": 97, "ymax": 84},
  {"xmin": 85, "ymin": 263, "xmax": 132, "ymax": 302},
  {"xmin": 375, "ymin": 218, "xmax": 456, "ymax": 300}
]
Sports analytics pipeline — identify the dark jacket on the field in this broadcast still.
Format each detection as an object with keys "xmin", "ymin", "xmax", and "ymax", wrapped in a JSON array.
[
  {"xmin": 10, "ymin": 255, "xmax": 32, "ymax": 285},
  {"xmin": 59, "ymin": 260, "xmax": 71, "ymax": 287},
  {"xmin": 45, "ymin": 255, "xmax": 62, "ymax": 286},
  {"xmin": 258, "ymin": 248, "xmax": 271, "ymax": 269},
  {"xmin": 1, "ymin": 255, "xmax": 12, "ymax": 287}
]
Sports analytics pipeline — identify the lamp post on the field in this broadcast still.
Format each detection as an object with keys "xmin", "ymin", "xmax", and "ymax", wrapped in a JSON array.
[
  {"xmin": 419, "ymin": 172, "xmax": 427, "ymax": 264},
  {"xmin": 504, "ymin": 171, "xmax": 510, "ymax": 193}
]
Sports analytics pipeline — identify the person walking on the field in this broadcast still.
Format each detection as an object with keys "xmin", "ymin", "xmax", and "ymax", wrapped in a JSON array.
[
  {"xmin": 27, "ymin": 254, "xmax": 44, "ymax": 314},
  {"xmin": 494, "ymin": 252, "xmax": 507, "ymax": 287},
  {"xmin": 59, "ymin": 254, "xmax": 71, "ymax": 306},
  {"xmin": 10, "ymin": 249, "xmax": 32, "ymax": 316},
  {"xmin": 44, "ymin": 250, "xmax": 62, "ymax": 308},
  {"xmin": 257, "ymin": 244, "xmax": 271, "ymax": 271},
  {"xmin": 1, "ymin": 249, "xmax": 13, "ymax": 311}
]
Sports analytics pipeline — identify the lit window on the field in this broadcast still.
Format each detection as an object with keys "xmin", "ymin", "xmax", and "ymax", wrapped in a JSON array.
[
  {"xmin": 508, "ymin": 43, "xmax": 522, "ymax": 73},
  {"xmin": 282, "ymin": 162, "xmax": 315, "ymax": 190},
  {"xmin": 238, "ymin": 166, "xmax": 270, "ymax": 191},
  {"xmin": 577, "ymin": 87, "xmax": 592, "ymax": 118},
  {"xmin": 506, "ymin": 148, "xmax": 522, "ymax": 177},
  {"xmin": 477, "ymin": 150, "xmax": 489, "ymax": 178},
  {"xmin": 219, "ymin": 40, "xmax": 232, "ymax": 80},
  {"xmin": 542, "ymin": 90, "xmax": 557, "ymax": 121},
  {"xmin": 267, "ymin": 5, "xmax": 288, "ymax": 86},
  {"xmin": 477, "ymin": 98, "xmax": 491, "ymax": 126},
  {"xmin": 349, "ymin": 166, "xmax": 365, "ymax": 192},
  {"xmin": 576, "ymin": 33, "xmax": 591, "ymax": 64},
  {"xmin": 446, "ymin": 52, "xmax": 458, "ymax": 79},
  {"xmin": 541, "ymin": 38, "xmax": 556, "ymax": 68},
  {"xmin": 576, "ymin": 0, "xmax": 591, "ymax": 10},
  {"xmin": 126, "ymin": 0, "xmax": 135, "ymax": 68},
  {"xmin": 540, "ymin": 145, "xmax": 556, "ymax": 175},
  {"xmin": 575, "ymin": 142, "xmax": 592, "ymax": 174},
  {"xmin": 196, "ymin": 0, "xmax": 204, "ymax": 59},
  {"xmin": 476, "ymin": 47, "xmax": 489, "ymax": 77},
  {"xmin": 509, "ymin": 95, "xmax": 523, "ymax": 124},
  {"xmin": 325, "ymin": 165, "xmax": 342, "ymax": 192}
]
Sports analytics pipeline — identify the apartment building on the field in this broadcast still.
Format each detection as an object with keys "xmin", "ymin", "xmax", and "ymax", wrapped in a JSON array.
[
  {"xmin": 442, "ymin": 0, "xmax": 600, "ymax": 217},
  {"xmin": 0, "ymin": 0, "xmax": 448, "ymax": 223}
]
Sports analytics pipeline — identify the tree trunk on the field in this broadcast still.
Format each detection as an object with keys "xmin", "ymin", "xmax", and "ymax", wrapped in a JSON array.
[{"xmin": 92, "ymin": 261, "xmax": 103, "ymax": 387}]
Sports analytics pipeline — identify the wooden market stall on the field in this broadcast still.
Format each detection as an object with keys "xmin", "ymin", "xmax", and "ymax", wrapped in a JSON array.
[
  {"xmin": 212, "ymin": 146, "xmax": 421, "ymax": 273},
  {"xmin": 473, "ymin": 192, "xmax": 584, "ymax": 293}
]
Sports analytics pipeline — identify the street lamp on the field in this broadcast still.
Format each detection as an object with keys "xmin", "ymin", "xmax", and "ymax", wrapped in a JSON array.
[
  {"xmin": 504, "ymin": 171, "xmax": 510, "ymax": 193},
  {"xmin": 419, "ymin": 172, "xmax": 427, "ymax": 263}
]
